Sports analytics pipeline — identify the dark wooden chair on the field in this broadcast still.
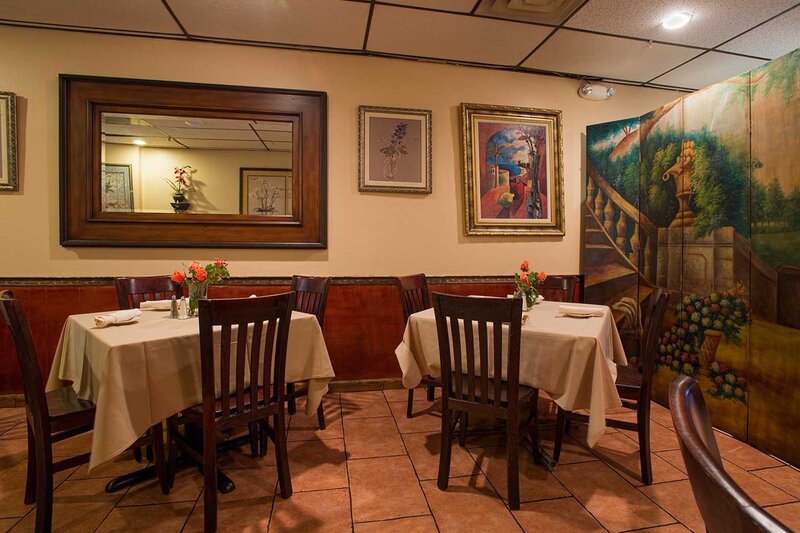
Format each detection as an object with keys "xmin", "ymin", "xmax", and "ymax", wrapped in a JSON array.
[
  {"xmin": 396, "ymin": 274, "xmax": 438, "ymax": 417},
  {"xmin": 553, "ymin": 287, "xmax": 669, "ymax": 484},
  {"xmin": 114, "ymin": 275, "xmax": 182, "ymax": 309},
  {"xmin": 170, "ymin": 293, "xmax": 294, "ymax": 533},
  {"xmin": 539, "ymin": 275, "xmax": 579, "ymax": 303},
  {"xmin": 0, "ymin": 290, "xmax": 98, "ymax": 532},
  {"xmin": 670, "ymin": 376, "xmax": 791, "ymax": 533},
  {"xmin": 433, "ymin": 293, "xmax": 540, "ymax": 510},
  {"xmin": 286, "ymin": 275, "xmax": 330, "ymax": 429},
  {"xmin": 114, "ymin": 275, "xmax": 181, "ymax": 488}
]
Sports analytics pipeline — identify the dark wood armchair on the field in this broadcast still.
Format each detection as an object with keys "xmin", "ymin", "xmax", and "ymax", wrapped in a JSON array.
[
  {"xmin": 539, "ymin": 275, "xmax": 582, "ymax": 303},
  {"xmin": 286, "ymin": 275, "xmax": 330, "ymax": 429},
  {"xmin": 670, "ymin": 375, "xmax": 791, "ymax": 533},
  {"xmin": 114, "ymin": 275, "xmax": 182, "ymax": 490},
  {"xmin": 170, "ymin": 293, "xmax": 295, "ymax": 533},
  {"xmin": 553, "ymin": 287, "xmax": 669, "ymax": 484},
  {"xmin": 395, "ymin": 274, "xmax": 438, "ymax": 417},
  {"xmin": 114, "ymin": 275, "xmax": 182, "ymax": 309},
  {"xmin": 0, "ymin": 290, "xmax": 98, "ymax": 532},
  {"xmin": 433, "ymin": 293, "xmax": 540, "ymax": 510}
]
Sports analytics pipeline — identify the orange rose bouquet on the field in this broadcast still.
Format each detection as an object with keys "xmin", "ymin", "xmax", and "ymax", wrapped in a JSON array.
[
  {"xmin": 514, "ymin": 260, "xmax": 546, "ymax": 308},
  {"xmin": 171, "ymin": 259, "xmax": 230, "ymax": 315}
]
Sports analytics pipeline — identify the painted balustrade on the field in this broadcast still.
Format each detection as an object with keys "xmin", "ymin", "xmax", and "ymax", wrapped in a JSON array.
[{"xmin": 586, "ymin": 162, "xmax": 657, "ymax": 282}]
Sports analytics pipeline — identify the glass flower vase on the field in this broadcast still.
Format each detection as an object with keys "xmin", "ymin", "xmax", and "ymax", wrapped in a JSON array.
[{"xmin": 188, "ymin": 282, "xmax": 208, "ymax": 317}]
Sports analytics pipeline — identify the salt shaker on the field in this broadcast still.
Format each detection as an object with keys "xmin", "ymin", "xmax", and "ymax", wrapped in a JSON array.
[
  {"xmin": 177, "ymin": 296, "xmax": 189, "ymax": 320},
  {"xmin": 169, "ymin": 296, "xmax": 178, "ymax": 319}
]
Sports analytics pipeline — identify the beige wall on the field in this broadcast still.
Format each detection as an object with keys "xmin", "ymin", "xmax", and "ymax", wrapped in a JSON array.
[
  {"xmin": 0, "ymin": 26, "xmax": 680, "ymax": 277},
  {"xmin": 105, "ymin": 144, "xmax": 289, "ymax": 214}
]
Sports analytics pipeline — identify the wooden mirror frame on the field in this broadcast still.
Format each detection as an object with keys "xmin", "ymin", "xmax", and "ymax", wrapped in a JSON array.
[{"xmin": 60, "ymin": 75, "xmax": 327, "ymax": 248}]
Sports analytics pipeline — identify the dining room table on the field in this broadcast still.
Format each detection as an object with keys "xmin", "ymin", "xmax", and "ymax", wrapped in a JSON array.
[
  {"xmin": 394, "ymin": 299, "xmax": 627, "ymax": 452},
  {"xmin": 46, "ymin": 304, "xmax": 335, "ymax": 482}
]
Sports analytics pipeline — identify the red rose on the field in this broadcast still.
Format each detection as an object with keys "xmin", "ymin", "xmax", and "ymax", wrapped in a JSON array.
[
  {"xmin": 195, "ymin": 268, "xmax": 208, "ymax": 282},
  {"xmin": 715, "ymin": 376, "xmax": 724, "ymax": 384},
  {"xmin": 711, "ymin": 303, "xmax": 720, "ymax": 312},
  {"xmin": 188, "ymin": 261, "xmax": 201, "ymax": 272},
  {"xmin": 171, "ymin": 270, "xmax": 185, "ymax": 283},
  {"xmin": 687, "ymin": 305, "xmax": 695, "ymax": 314},
  {"xmin": 536, "ymin": 272, "xmax": 547, "ymax": 283},
  {"xmin": 520, "ymin": 260, "xmax": 529, "ymax": 272},
  {"xmin": 519, "ymin": 272, "xmax": 529, "ymax": 283}
]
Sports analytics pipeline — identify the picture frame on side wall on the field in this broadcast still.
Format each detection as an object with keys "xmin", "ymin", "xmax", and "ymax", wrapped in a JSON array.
[
  {"xmin": 101, "ymin": 163, "xmax": 134, "ymax": 212},
  {"xmin": 239, "ymin": 167, "xmax": 293, "ymax": 216},
  {"xmin": 460, "ymin": 103, "xmax": 565, "ymax": 236},
  {"xmin": 0, "ymin": 92, "xmax": 18, "ymax": 192},
  {"xmin": 358, "ymin": 105, "xmax": 432, "ymax": 194}
]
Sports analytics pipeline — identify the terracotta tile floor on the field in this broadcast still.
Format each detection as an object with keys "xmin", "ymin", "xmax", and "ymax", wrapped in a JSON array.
[{"xmin": 1, "ymin": 392, "xmax": 799, "ymax": 532}]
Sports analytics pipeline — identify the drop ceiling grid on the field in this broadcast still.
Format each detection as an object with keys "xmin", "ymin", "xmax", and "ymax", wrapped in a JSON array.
[{"xmin": 1, "ymin": 0, "xmax": 797, "ymax": 90}]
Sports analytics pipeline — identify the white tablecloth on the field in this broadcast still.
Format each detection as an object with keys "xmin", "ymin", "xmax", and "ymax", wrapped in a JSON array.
[
  {"xmin": 47, "ymin": 309, "xmax": 335, "ymax": 470},
  {"xmin": 394, "ymin": 300, "xmax": 627, "ymax": 447}
]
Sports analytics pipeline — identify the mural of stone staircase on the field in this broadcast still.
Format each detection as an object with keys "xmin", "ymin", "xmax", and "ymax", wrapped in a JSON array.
[{"xmin": 585, "ymin": 206, "xmax": 652, "ymax": 318}]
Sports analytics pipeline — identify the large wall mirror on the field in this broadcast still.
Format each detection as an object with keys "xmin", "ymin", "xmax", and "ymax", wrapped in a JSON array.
[{"xmin": 61, "ymin": 75, "xmax": 326, "ymax": 248}]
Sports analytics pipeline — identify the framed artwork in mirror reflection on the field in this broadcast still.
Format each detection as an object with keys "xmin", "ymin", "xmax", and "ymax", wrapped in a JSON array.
[
  {"xmin": 0, "ymin": 92, "xmax": 17, "ymax": 192},
  {"xmin": 239, "ymin": 168, "xmax": 293, "ymax": 216},
  {"xmin": 101, "ymin": 163, "xmax": 134, "ymax": 212},
  {"xmin": 358, "ymin": 105, "xmax": 431, "ymax": 194}
]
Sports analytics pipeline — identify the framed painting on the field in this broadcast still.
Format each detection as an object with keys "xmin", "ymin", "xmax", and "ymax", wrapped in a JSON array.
[
  {"xmin": 101, "ymin": 163, "xmax": 134, "ymax": 212},
  {"xmin": 0, "ymin": 92, "xmax": 17, "ymax": 192},
  {"xmin": 240, "ymin": 168, "xmax": 293, "ymax": 216},
  {"xmin": 461, "ymin": 103, "xmax": 564, "ymax": 236},
  {"xmin": 358, "ymin": 105, "xmax": 432, "ymax": 194}
]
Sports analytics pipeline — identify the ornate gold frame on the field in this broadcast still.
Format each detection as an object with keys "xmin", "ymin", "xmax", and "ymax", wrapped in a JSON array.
[{"xmin": 460, "ymin": 103, "xmax": 565, "ymax": 236}]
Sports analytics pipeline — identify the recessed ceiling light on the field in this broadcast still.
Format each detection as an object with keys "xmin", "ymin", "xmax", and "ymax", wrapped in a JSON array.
[
  {"xmin": 132, "ymin": 139, "xmax": 147, "ymax": 145},
  {"xmin": 662, "ymin": 11, "xmax": 693, "ymax": 30}
]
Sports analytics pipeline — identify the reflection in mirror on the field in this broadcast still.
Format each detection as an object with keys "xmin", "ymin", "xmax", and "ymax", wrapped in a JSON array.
[{"xmin": 100, "ymin": 113, "xmax": 293, "ymax": 216}]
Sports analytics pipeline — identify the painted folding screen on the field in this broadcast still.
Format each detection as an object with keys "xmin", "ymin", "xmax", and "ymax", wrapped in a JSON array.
[{"xmin": 584, "ymin": 48, "xmax": 800, "ymax": 467}]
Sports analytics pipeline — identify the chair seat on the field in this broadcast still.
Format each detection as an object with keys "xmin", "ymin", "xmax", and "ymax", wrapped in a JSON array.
[
  {"xmin": 184, "ymin": 387, "xmax": 272, "ymax": 423},
  {"xmin": 453, "ymin": 377, "xmax": 537, "ymax": 408},
  {"xmin": 47, "ymin": 387, "xmax": 96, "ymax": 433},
  {"xmin": 615, "ymin": 364, "xmax": 643, "ymax": 401}
]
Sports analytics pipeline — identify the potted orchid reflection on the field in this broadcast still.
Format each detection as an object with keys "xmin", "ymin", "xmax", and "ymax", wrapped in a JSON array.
[
  {"xmin": 171, "ymin": 259, "xmax": 230, "ymax": 316},
  {"xmin": 163, "ymin": 165, "xmax": 195, "ymax": 213}
]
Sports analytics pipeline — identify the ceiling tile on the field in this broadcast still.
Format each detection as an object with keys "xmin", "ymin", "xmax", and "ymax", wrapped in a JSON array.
[
  {"xmin": 566, "ymin": 0, "xmax": 798, "ymax": 49},
  {"xmin": 475, "ymin": 0, "xmax": 586, "ymax": 25},
  {"xmin": 367, "ymin": 4, "xmax": 551, "ymax": 65},
  {"xmin": 522, "ymin": 29, "xmax": 699, "ymax": 82},
  {"xmin": 719, "ymin": 7, "xmax": 800, "ymax": 59},
  {"xmin": 650, "ymin": 51, "xmax": 768, "ymax": 89},
  {"xmin": 0, "ymin": 0, "xmax": 182, "ymax": 34},
  {"xmin": 382, "ymin": 0, "xmax": 478, "ymax": 12},
  {"xmin": 168, "ymin": 0, "xmax": 371, "ymax": 49}
]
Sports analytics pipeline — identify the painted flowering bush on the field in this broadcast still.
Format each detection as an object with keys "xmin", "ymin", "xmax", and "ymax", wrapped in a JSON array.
[
  {"xmin": 655, "ymin": 284, "xmax": 750, "ymax": 390},
  {"xmin": 708, "ymin": 361, "xmax": 747, "ymax": 402}
]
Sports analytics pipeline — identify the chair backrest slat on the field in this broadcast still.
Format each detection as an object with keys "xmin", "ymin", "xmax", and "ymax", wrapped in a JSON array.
[
  {"xmin": 639, "ymin": 288, "xmax": 669, "ymax": 405},
  {"xmin": 0, "ymin": 291, "xmax": 50, "ymax": 436},
  {"xmin": 395, "ymin": 274, "xmax": 431, "ymax": 322},
  {"xmin": 670, "ymin": 376, "xmax": 792, "ymax": 533},
  {"xmin": 115, "ymin": 276, "xmax": 181, "ymax": 310},
  {"xmin": 235, "ymin": 323, "xmax": 248, "ymax": 415},
  {"xmin": 199, "ymin": 293, "xmax": 294, "ymax": 426},
  {"xmin": 291, "ymin": 276, "xmax": 330, "ymax": 329},
  {"xmin": 433, "ymin": 293, "xmax": 522, "ymax": 414}
]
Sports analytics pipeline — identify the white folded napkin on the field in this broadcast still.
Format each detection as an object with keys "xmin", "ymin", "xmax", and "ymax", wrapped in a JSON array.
[
  {"xmin": 139, "ymin": 299, "xmax": 172, "ymax": 310},
  {"xmin": 558, "ymin": 304, "xmax": 605, "ymax": 317},
  {"xmin": 94, "ymin": 309, "xmax": 142, "ymax": 328}
]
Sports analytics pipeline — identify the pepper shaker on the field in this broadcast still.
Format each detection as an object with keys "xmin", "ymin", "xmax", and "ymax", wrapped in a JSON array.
[
  {"xmin": 169, "ymin": 296, "xmax": 178, "ymax": 319},
  {"xmin": 177, "ymin": 296, "xmax": 189, "ymax": 320}
]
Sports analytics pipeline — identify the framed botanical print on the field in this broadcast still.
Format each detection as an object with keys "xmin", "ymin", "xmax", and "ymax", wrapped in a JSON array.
[
  {"xmin": 240, "ymin": 168, "xmax": 293, "ymax": 216},
  {"xmin": 101, "ymin": 163, "xmax": 134, "ymax": 212},
  {"xmin": 0, "ymin": 92, "xmax": 17, "ymax": 192},
  {"xmin": 461, "ymin": 103, "xmax": 564, "ymax": 236},
  {"xmin": 358, "ymin": 105, "xmax": 432, "ymax": 194}
]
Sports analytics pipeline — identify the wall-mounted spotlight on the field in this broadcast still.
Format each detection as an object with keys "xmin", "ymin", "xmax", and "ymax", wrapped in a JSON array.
[{"xmin": 578, "ymin": 82, "xmax": 616, "ymax": 101}]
